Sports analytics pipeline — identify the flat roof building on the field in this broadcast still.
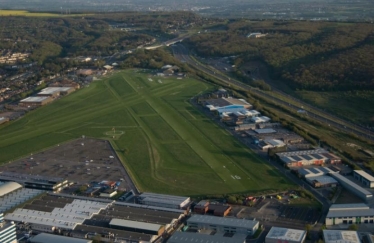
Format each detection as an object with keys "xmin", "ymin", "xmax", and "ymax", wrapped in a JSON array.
[
  {"xmin": 353, "ymin": 170, "xmax": 374, "ymax": 188},
  {"xmin": 0, "ymin": 213, "xmax": 17, "ymax": 243},
  {"xmin": 323, "ymin": 230, "xmax": 361, "ymax": 243},
  {"xmin": 306, "ymin": 176, "xmax": 338, "ymax": 188},
  {"xmin": 109, "ymin": 218, "xmax": 164, "ymax": 235},
  {"xmin": 0, "ymin": 186, "xmax": 43, "ymax": 213},
  {"xmin": 277, "ymin": 149, "xmax": 341, "ymax": 167},
  {"xmin": 138, "ymin": 192, "xmax": 190, "ymax": 209},
  {"xmin": 187, "ymin": 215, "xmax": 259, "ymax": 235},
  {"xmin": 265, "ymin": 227, "xmax": 306, "ymax": 243},
  {"xmin": 30, "ymin": 233, "xmax": 92, "ymax": 243},
  {"xmin": 326, "ymin": 203, "xmax": 374, "ymax": 226},
  {"xmin": 19, "ymin": 96, "xmax": 53, "ymax": 107},
  {"xmin": 330, "ymin": 173, "xmax": 373, "ymax": 202},
  {"xmin": 168, "ymin": 232, "xmax": 246, "ymax": 243},
  {"xmin": 298, "ymin": 167, "xmax": 337, "ymax": 178},
  {"xmin": 37, "ymin": 87, "xmax": 75, "ymax": 97}
]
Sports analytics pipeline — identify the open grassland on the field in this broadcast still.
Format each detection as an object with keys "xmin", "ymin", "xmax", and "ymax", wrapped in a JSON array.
[
  {"xmin": 0, "ymin": 10, "xmax": 88, "ymax": 17},
  {"xmin": 0, "ymin": 70, "xmax": 293, "ymax": 196}
]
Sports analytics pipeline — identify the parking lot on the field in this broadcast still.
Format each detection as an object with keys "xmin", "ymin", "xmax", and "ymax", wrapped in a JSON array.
[
  {"xmin": 0, "ymin": 138, "xmax": 135, "ymax": 191},
  {"xmin": 236, "ymin": 198, "xmax": 320, "ymax": 230}
]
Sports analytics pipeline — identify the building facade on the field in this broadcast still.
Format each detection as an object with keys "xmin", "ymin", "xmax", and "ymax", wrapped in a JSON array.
[
  {"xmin": 0, "ymin": 213, "xmax": 17, "ymax": 243},
  {"xmin": 326, "ymin": 203, "xmax": 374, "ymax": 226},
  {"xmin": 353, "ymin": 170, "xmax": 374, "ymax": 188}
]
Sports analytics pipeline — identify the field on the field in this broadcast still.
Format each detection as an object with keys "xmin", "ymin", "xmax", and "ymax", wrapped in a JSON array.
[
  {"xmin": 0, "ymin": 10, "xmax": 87, "ymax": 17},
  {"xmin": 0, "ymin": 70, "xmax": 293, "ymax": 196}
]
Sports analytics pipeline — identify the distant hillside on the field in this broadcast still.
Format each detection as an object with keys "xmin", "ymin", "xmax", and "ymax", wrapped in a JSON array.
[{"xmin": 186, "ymin": 20, "xmax": 374, "ymax": 91}]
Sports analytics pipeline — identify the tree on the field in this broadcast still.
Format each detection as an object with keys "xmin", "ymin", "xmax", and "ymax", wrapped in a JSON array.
[{"xmin": 348, "ymin": 224, "xmax": 358, "ymax": 231}]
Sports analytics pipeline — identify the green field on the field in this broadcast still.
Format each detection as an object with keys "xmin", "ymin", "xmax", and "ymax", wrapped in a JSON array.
[
  {"xmin": 0, "ymin": 9, "xmax": 87, "ymax": 17},
  {"xmin": 0, "ymin": 70, "xmax": 294, "ymax": 196}
]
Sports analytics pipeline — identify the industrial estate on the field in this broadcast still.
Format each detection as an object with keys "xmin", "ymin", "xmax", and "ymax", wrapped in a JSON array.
[{"xmin": 0, "ymin": 69, "xmax": 373, "ymax": 243}]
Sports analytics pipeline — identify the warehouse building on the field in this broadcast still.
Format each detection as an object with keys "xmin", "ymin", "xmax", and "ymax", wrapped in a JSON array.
[
  {"xmin": 37, "ymin": 87, "xmax": 75, "ymax": 98},
  {"xmin": 353, "ymin": 170, "xmax": 374, "ymax": 188},
  {"xmin": 5, "ymin": 199, "xmax": 111, "ymax": 232},
  {"xmin": 323, "ymin": 230, "xmax": 360, "ymax": 243},
  {"xmin": 168, "ymin": 232, "xmax": 246, "ymax": 243},
  {"xmin": 30, "ymin": 233, "xmax": 92, "ymax": 243},
  {"xmin": 138, "ymin": 192, "xmax": 190, "ymax": 209},
  {"xmin": 205, "ymin": 97, "xmax": 252, "ymax": 110},
  {"xmin": 0, "ymin": 213, "xmax": 17, "ymax": 243},
  {"xmin": 193, "ymin": 201, "xmax": 231, "ymax": 217},
  {"xmin": 0, "ymin": 181, "xmax": 43, "ymax": 213},
  {"xmin": 329, "ymin": 173, "xmax": 373, "ymax": 202},
  {"xmin": 187, "ymin": 215, "xmax": 259, "ymax": 235},
  {"xmin": 326, "ymin": 203, "xmax": 374, "ymax": 226},
  {"xmin": 109, "ymin": 218, "xmax": 164, "ymax": 235},
  {"xmin": 0, "ymin": 117, "xmax": 9, "ymax": 125},
  {"xmin": 276, "ymin": 149, "xmax": 341, "ymax": 167},
  {"xmin": 19, "ymin": 96, "xmax": 53, "ymax": 107},
  {"xmin": 252, "ymin": 116, "xmax": 271, "ymax": 123},
  {"xmin": 258, "ymin": 139, "xmax": 286, "ymax": 151},
  {"xmin": 298, "ymin": 167, "xmax": 337, "ymax": 178},
  {"xmin": 0, "ymin": 172, "xmax": 69, "ymax": 192},
  {"xmin": 265, "ymin": 227, "xmax": 306, "ymax": 243},
  {"xmin": 306, "ymin": 176, "xmax": 338, "ymax": 188}
]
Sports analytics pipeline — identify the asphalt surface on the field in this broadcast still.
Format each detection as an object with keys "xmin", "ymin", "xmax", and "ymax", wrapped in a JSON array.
[{"xmin": 171, "ymin": 44, "xmax": 374, "ymax": 142}]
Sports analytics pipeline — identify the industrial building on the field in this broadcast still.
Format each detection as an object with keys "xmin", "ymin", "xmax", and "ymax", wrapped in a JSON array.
[
  {"xmin": 0, "ymin": 213, "xmax": 17, "ymax": 243},
  {"xmin": 193, "ymin": 201, "xmax": 232, "ymax": 217},
  {"xmin": 353, "ymin": 170, "xmax": 374, "ymax": 188},
  {"xmin": 0, "ymin": 117, "xmax": 9, "ymax": 125},
  {"xmin": 37, "ymin": 87, "xmax": 75, "ymax": 98},
  {"xmin": 19, "ymin": 96, "xmax": 53, "ymax": 106},
  {"xmin": 329, "ymin": 173, "xmax": 373, "ymax": 202},
  {"xmin": 251, "ymin": 116, "xmax": 271, "ymax": 123},
  {"xmin": 138, "ymin": 192, "xmax": 190, "ymax": 209},
  {"xmin": 297, "ymin": 167, "xmax": 337, "ymax": 178},
  {"xmin": 109, "ymin": 218, "xmax": 164, "ymax": 235},
  {"xmin": 276, "ymin": 149, "xmax": 341, "ymax": 167},
  {"xmin": 187, "ymin": 215, "xmax": 259, "ymax": 235},
  {"xmin": 0, "ymin": 172, "xmax": 69, "ymax": 191},
  {"xmin": 306, "ymin": 176, "xmax": 338, "ymax": 188},
  {"xmin": 0, "ymin": 181, "xmax": 43, "ymax": 213},
  {"xmin": 205, "ymin": 97, "xmax": 252, "ymax": 110},
  {"xmin": 258, "ymin": 139, "xmax": 286, "ymax": 151},
  {"xmin": 168, "ymin": 232, "xmax": 246, "ymax": 243},
  {"xmin": 5, "ymin": 199, "xmax": 112, "ymax": 232},
  {"xmin": 326, "ymin": 203, "xmax": 374, "ymax": 226},
  {"xmin": 323, "ymin": 230, "xmax": 361, "ymax": 243},
  {"xmin": 30, "ymin": 233, "xmax": 92, "ymax": 243},
  {"xmin": 265, "ymin": 227, "xmax": 306, "ymax": 243}
]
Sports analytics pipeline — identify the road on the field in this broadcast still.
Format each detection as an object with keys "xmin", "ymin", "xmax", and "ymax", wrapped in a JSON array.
[{"xmin": 171, "ymin": 44, "xmax": 374, "ymax": 142}]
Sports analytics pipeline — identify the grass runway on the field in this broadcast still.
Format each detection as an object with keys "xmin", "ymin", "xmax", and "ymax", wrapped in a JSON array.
[{"xmin": 0, "ymin": 70, "xmax": 293, "ymax": 195}]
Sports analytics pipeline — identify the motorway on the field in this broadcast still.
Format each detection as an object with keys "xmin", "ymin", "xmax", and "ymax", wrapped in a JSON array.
[{"xmin": 171, "ymin": 44, "xmax": 374, "ymax": 142}]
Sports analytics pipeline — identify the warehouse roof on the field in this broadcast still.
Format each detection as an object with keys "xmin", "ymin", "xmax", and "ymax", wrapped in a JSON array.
[
  {"xmin": 188, "ymin": 215, "xmax": 258, "ymax": 229},
  {"xmin": 266, "ymin": 227, "xmax": 306, "ymax": 242},
  {"xmin": 38, "ymin": 87, "xmax": 69, "ymax": 95},
  {"xmin": 354, "ymin": 170, "xmax": 374, "ymax": 182},
  {"xmin": 306, "ymin": 176, "xmax": 338, "ymax": 185},
  {"xmin": 255, "ymin": 128, "xmax": 276, "ymax": 134},
  {"xmin": 323, "ymin": 230, "xmax": 360, "ymax": 243},
  {"xmin": 0, "ymin": 181, "xmax": 22, "ymax": 197},
  {"xmin": 139, "ymin": 192, "xmax": 190, "ymax": 207},
  {"xmin": 109, "ymin": 218, "xmax": 163, "ymax": 232},
  {"xmin": 298, "ymin": 167, "xmax": 337, "ymax": 177},
  {"xmin": 30, "ymin": 233, "xmax": 92, "ymax": 243},
  {"xmin": 264, "ymin": 139, "xmax": 286, "ymax": 147},
  {"xmin": 327, "ymin": 203, "xmax": 374, "ymax": 218},
  {"xmin": 276, "ymin": 149, "xmax": 328, "ymax": 157},
  {"xmin": 20, "ymin": 96, "xmax": 50, "ymax": 102},
  {"xmin": 330, "ymin": 173, "xmax": 372, "ymax": 196},
  {"xmin": 168, "ymin": 232, "xmax": 246, "ymax": 243}
]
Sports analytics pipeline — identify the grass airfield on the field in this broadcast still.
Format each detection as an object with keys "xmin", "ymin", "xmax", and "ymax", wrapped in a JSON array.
[{"xmin": 0, "ymin": 70, "xmax": 293, "ymax": 195}]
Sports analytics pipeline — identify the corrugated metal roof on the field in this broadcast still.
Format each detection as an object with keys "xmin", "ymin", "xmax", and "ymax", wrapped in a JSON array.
[
  {"xmin": 187, "ymin": 215, "xmax": 258, "ymax": 229},
  {"xmin": 109, "ymin": 218, "xmax": 162, "ymax": 232},
  {"xmin": 168, "ymin": 232, "xmax": 246, "ymax": 243},
  {"xmin": 306, "ymin": 176, "xmax": 338, "ymax": 185},
  {"xmin": 327, "ymin": 204, "xmax": 374, "ymax": 218},
  {"xmin": 330, "ymin": 173, "xmax": 372, "ymax": 196},
  {"xmin": 354, "ymin": 170, "xmax": 374, "ymax": 182},
  {"xmin": 20, "ymin": 96, "xmax": 50, "ymax": 102},
  {"xmin": 30, "ymin": 233, "xmax": 92, "ymax": 243}
]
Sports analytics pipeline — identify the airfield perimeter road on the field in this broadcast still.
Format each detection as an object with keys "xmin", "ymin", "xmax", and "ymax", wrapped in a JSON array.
[{"xmin": 171, "ymin": 44, "xmax": 374, "ymax": 142}]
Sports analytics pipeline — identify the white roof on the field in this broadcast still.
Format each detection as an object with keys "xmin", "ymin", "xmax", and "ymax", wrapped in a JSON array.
[
  {"xmin": 264, "ymin": 139, "xmax": 285, "ymax": 147},
  {"xmin": 266, "ymin": 227, "xmax": 306, "ymax": 243},
  {"xmin": 30, "ymin": 233, "xmax": 92, "ymax": 243},
  {"xmin": 38, "ymin": 87, "xmax": 72, "ymax": 95},
  {"xmin": 188, "ymin": 215, "xmax": 259, "ymax": 229},
  {"xmin": 140, "ymin": 192, "xmax": 190, "ymax": 207},
  {"xmin": 0, "ymin": 182, "xmax": 22, "ymax": 197},
  {"xmin": 323, "ymin": 230, "xmax": 360, "ymax": 243},
  {"xmin": 354, "ymin": 170, "xmax": 374, "ymax": 182},
  {"xmin": 20, "ymin": 96, "xmax": 50, "ymax": 103},
  {"xmin": 109, "ymin": 218, "xmax": 162, "ymax": 232}
]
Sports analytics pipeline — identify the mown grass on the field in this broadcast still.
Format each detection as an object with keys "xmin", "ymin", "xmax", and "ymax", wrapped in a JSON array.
[{"xmin": 0, "ymin": 70, "xmax": 295, "ymax": 196}]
